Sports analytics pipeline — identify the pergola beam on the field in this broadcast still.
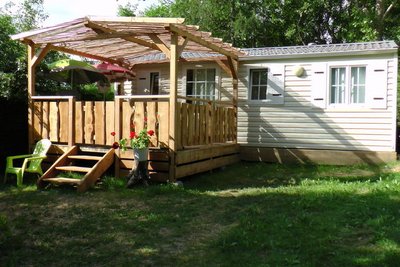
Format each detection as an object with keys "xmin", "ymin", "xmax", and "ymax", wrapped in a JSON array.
[
  {"xmin": 31, "ymin": 44, "xmax": 51, "ymax": 68},
  {"xmin": 177, "ymin": 37, "xmax": 189, "ymax": 58},
  {"xmin": 48, "ymin": 45, "xmax": 126, "ymax": 67},
  {"xmin": 169, "ymin": 24, "xmax": 239, "ymax": 60},
  {"xmin": 148, "ymin": 33, "xmax": 171, "ymax": 59}
]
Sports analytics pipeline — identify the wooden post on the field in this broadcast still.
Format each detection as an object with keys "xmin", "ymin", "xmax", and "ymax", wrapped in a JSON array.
[
  {"xmin": 169, "ymin": 32, "xmax": 178, "ymax": 181},
  {"xmin": 114, "ymin": 97, "xmax": 121, "ymax": 178},
  {"xmin": 227, "ymin": 57, "xmax": 239, "ymax": 144},
  {"xmin": 27, "ymin": 42, "xmax": 36, "ymax": 150}
]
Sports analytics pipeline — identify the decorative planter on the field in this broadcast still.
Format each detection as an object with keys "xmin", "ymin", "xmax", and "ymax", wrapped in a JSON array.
[{"xmin": 133, "ymin": 147, "xmax": 149, "ymax": 162}]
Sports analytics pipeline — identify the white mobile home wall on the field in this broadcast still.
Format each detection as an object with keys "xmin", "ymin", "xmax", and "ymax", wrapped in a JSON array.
[{"xmin": 236, "ymin": 53, "xmax": 398, "ymax": 164}]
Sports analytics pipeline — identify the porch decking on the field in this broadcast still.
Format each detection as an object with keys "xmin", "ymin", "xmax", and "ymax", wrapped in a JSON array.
[{"xmin": 32, "ymin": 95, "xmax": 239, "ymax": 182}]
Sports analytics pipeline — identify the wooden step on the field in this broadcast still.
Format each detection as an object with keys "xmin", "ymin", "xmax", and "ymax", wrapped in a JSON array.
[
  {"xmin": 68, "ymin": 155, "xmax": 103, "ymax": 161},
  {"xmin": 42, "ymin": 177, "xmax": 81, "ymax": 186},
  {"xmin": 55, "ymin": 166, "xmax": 92, "ymax": 173}
]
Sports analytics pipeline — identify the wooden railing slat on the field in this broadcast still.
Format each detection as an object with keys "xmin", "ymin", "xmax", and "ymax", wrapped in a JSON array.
[
  {"xmin": 59, "ymin": 101, "xmax": 68, "ymax": 142},
  {"xmin": 95, "ymin": 101, "xmax": 105, "ymax": 145},
  {"xmin": 49, "ymin": 101, "xmax": 58, "ymax": 142},
  {"xmin": 84, "ymin": 101, "xmax": 94, "ymax": 144},
  {"xmin": 105, "ymin": 101, "xmax": 115, "ymax": 145}
]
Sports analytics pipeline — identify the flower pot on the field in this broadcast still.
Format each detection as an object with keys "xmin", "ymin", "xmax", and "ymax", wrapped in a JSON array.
[{"xmin": 133, "ymin": 147, "xmax": 149, "ymax": 162}]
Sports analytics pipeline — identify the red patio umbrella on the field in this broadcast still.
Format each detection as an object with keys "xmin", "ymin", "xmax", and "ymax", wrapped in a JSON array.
[{"xmin": 93, "ymin": 62, "xmax": 134, "ymax": 81}]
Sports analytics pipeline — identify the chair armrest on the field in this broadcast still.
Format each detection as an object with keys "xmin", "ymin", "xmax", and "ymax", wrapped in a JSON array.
[
  {"xmin": 25, "ymin": 156, "xmax": 47, "ymax": 161},
  {"xmin": 7, "ymin": 154, "xmax": 34, "ymax": 160},
  {"xmin": 6, "ymin": 154, "xmax": 34, "ymax": 168}
]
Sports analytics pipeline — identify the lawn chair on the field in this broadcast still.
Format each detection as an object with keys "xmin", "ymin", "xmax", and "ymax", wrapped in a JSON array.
[{"xmin": 4, "ymin": 139, "xmax": 52, "ymax": 187}]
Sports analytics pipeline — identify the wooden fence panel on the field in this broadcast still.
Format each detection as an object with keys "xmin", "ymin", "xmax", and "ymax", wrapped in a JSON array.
[
  {"xmin": 59, "ymin": 101, "xmax": 69, "ymax": 143},
  {"xmin": 147, "ymin": 102, "xmax": 157, "ymax": 147},
  {"xmin": 84, "ymin": 101, "xmax": 94, "ymax": 144},
  {"xmin": 105, "ymin": 101, "xmax": 115, "ymax": 145},
  {"xmin": 42, "ymin": 101, "xmax": 49, "ymax": 139},
  {"xmin": 121, "ymin": 101, "xmax": 133, "ymax": 139},
  {"xmin": 158, "ymin": 102, "xmax": 169, "ymax": 148},
  {"xmin": 49, "ymin": 101, "xmax": 59, "ymax": 142},
  {"xmin": 180, "ymin": 103, "xmax": 188, "ymax": 147},
  {"xmin": 95, "ymin": 101, "xmax": 105, "ymax": 145},
  {"xmin": 134, "ymin": 101, "xmax": 145, "ymax": 133},
  {"xmin": 75, "ymin": 102, "xmax": 83, "ymax": 143},
  {"xmin": 33, "ymin": 101, "xmax": 42, "ymax": 141}
]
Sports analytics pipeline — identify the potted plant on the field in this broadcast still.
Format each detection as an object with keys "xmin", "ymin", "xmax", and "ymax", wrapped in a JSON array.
[{"xmin": 112, "ymin": 129, "xmax": 155, "ymax": 161}]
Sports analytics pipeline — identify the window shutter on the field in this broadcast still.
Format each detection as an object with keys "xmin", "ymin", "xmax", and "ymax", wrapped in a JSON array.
[
  {"xmin": 268, "ymin": 64, "xmax": 285, "ymax": 104},
  {"xmin": 311, "ymin": 63, "xmax": 327, "ymax": 108},
  {"xmin": 366, "ymin": 60, "xmax": 388, "ymax": 109}
]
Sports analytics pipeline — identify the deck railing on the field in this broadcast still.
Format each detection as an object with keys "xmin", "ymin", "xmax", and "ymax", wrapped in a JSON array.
[
  {"xmin": 31, "ymin": 95, "xmax": 236, "ymax": 150},
  {"xmin": 176, "ymin": 96, "xmax": 236, "ymax": 149},
  {"xmin": 32, "ymin": 96, "xmax": 170, "ymax": 147}
]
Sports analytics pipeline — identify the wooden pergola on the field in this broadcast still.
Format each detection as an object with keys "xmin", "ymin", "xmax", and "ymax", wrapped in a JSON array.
[{"xmin": 12, "ymin": 16, "xmax": 243, "ymax": 182}]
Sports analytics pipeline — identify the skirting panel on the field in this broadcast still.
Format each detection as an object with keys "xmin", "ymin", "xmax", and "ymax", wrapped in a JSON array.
[{"xmin": 240, "ymin": 146, "xmax": 397, "ymax": 165}]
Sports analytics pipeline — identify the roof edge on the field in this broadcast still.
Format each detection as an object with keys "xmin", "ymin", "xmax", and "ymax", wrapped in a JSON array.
[{"xmin": 239, "ymin": 48, "xmax": 398, "ymax": 61}]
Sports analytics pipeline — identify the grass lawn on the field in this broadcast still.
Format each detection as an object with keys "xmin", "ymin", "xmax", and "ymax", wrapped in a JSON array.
[{"xmin": 1, "ymin": 161, "xmax": 400, "ymax": 266}]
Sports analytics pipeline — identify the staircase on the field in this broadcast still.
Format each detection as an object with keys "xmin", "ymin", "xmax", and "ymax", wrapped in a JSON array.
[{"xmin": 38, "ymin": 146, "xmax": 115, "ymax": 192}]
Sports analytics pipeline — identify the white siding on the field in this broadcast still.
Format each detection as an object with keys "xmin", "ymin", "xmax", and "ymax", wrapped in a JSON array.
[{"xmin": 237, "ymin": 54, "xmax": 398, "ymax": 152}]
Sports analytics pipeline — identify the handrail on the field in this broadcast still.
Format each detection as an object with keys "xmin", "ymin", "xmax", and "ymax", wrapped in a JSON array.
[
  {"xmin": 115, "ymin": 95, "xmax": 170, "ymax": 101},
  {"xmin": 31, "ymin": 96, "xmax": 74, "ymax": 100},
  {"xmin": 177, "ymin": 95, "xmax": 234, "ymax": 106}
]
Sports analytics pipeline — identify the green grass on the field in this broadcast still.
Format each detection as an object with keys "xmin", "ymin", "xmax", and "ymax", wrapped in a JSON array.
[{"xmin": 1, "ymin": 162, "xmax": 400, "ymax": 266}]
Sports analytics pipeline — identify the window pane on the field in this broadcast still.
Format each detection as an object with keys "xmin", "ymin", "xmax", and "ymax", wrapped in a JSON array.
[
  {"xmin": 207, "ymin": 82, "xmax": 215, "ymax": 96},
  {"xmin": 351, "ymin": 67, "xmax": 366, "ymax": 103},
  {"xmin": 259, "ymin": 86, "xmax": 267, "ymax": 100},
  {"xmin": 187, "ymin": 83, "xmax": 193, "ymax": 96},
  {"xmin": 196, "ymin": 69, "xmax": 206, "ymax": 81},
  {"xmin": 196, "ymin": 82, "xmax": 205, "ymax": 97},
  {"xmin": 187, "ymin": 69, "xmax": 194, "ymax": 82},
  {"xmin": 252, "ymin": 71, "xmax": 260, "ymax": 86},
  {"xmin": 251, "ymin": 86, "xmax": 258, "ymax": 100},
  {"xmin": 207, "ymin": 69, "xmax": 215, "ymax": 81},
  {"xmin": 260, "ymin": 70, "xmax": 268, "ymax": 84},
  {"xmin": 330, "ymin": 67, "xmax": 346, "ymax": 104}
]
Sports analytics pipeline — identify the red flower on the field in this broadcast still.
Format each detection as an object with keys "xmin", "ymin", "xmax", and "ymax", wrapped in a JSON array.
[
  {"xmin": 130, "ymin": 131, "xmax": 136, "ymax": 139},
  {"xmin": 112, "ymin": 142, "xmax": 119, "ymax": 149},
  {"xmin": 111, "ymin": 131, "xmax": 116, "ymax": 136},
  {"xmin": 147, "ymin": 130, "xmax": 155, "ymax": 136},
  {"xmin": 144, "ymin": 117, "xmax": 148, "ymax": 122}
]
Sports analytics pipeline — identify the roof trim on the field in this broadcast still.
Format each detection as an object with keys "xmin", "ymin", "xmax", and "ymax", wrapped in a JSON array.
[{"xmin": 240, "ymin": 48, "xmax": 399, "ymax": 61}]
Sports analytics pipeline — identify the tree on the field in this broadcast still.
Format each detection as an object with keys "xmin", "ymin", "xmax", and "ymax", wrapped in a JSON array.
[
  {"xmin": 117, "ymin": 2, "xmax": 138, "ymax": 17},
  {"xmin": 144, "ymin": 0, "xmax": 400, "ymax": 47},
  {"xmin": 0, "ymin": 0, "xmax": 62, "ymax": 100}
]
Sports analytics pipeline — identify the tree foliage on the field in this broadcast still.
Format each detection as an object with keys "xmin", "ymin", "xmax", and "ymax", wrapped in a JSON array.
[
  {"xmin": 0, "ymin": 0, "xmax": 62, "ymax": 101},
  {"xmin": 144, "ymin": 0, "xmax": 400, "ymax": 47}
]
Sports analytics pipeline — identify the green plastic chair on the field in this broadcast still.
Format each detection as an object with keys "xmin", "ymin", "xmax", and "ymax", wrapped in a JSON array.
[{"xmin": 4, "ymin": 139, "xmax": 52, "ymax": 187}]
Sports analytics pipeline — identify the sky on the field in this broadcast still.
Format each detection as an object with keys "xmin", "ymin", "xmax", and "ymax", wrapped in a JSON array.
[{"xmin": 3, "ymin": 0, "xmax": 160, "ymax": 26}]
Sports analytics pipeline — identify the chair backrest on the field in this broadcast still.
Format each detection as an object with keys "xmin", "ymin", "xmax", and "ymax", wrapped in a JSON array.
[
  {"xmin": 28, "ymin": 139, "xmax": 52, "ymax": 171},
  {"xmin": 32, "ymin": 139, "xmax": 52, "ymax": 156}
]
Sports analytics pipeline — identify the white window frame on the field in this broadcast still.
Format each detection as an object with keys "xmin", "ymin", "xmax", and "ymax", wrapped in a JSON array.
[
  {"xmin": 247, "ymin": 64, "xmax": 284, "ymax": 105},
  {"xmin": 328, "ymin": 64, "xmax": 367, "ymax": 108},
  {"xmin": 183, "ymin": 65, "xmax": 220, "ymax": 100},
  {"xmin": 249, "ymin": 68, "xmax": 268, "ymax": 101}
]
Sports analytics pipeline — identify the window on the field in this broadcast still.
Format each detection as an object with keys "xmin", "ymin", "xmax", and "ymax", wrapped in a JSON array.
[
  {"xmin": 150, "ymin": 72, "xmax": 159, "ymax": 95},
  {"xmin": 250, "ymin": 69, "xmax": 268, "ymax": 100},
  {"xmin": 330, "ymin": 66, "xmax": 366, "ymax": 105},
  {"xmin": 186, "ymin": 68, "xmax": 216, "ymax": 100}
]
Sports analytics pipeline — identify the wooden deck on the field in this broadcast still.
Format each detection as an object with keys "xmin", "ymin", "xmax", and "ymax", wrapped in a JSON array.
[{"xmin": 32, "ymin": 95, "xmax": 239, "ymax": 182}]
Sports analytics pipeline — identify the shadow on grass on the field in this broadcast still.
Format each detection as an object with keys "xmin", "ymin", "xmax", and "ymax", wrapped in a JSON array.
[
  {"xmin": 1, "ymin": 162, "xmax": 399, "ymax": 266},
  {"xmin": 181, "ymin": 161, "xmax": 390, "ymax": 191}
]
